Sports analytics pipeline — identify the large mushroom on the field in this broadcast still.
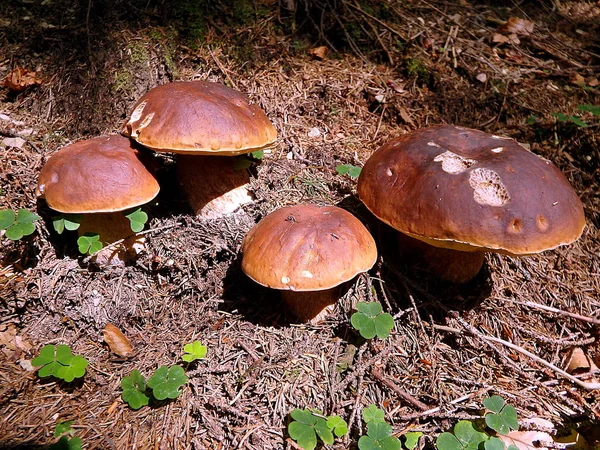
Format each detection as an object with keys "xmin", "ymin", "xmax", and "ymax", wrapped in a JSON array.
[
  {"xmin": 122, "ymin": 81, "xmax": 277, "ymax": 219},
  {"xmin": 357, "ymin": 125, "xmax": 586, "ymax": 283},
  {"xmin": 241, "ymin": 204, "xmax": 377, "ymax": 322},
  {"xmin": 36, "ymin": 135, "xmax": 160, "ymax": 265}
]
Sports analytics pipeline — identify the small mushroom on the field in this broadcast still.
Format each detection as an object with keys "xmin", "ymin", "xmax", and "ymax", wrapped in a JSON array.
[
  {"xmin": 122, "ymin": 81, "xmax": 277, "ymax": 219},
  {"xmin": 36, "ymin": 135, "xmax": 159, "ymax": 265},
  {"xmin": 357, "ymin": 125, "xmax": 586, "ymax": 283},
  {"xmin": 241, "ymin": 204, "xmax": 377, "ymax": 322}
]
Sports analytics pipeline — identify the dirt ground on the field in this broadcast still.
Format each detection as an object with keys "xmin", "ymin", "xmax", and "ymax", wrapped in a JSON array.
[{"xmin": 1, "ymin": 0, "xmax": 600, "ymax": 449}]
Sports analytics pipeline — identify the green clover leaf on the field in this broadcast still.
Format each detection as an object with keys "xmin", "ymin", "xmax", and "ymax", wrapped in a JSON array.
[
  {"xmin": 32, "ymin": 344, "xmax": 65, "ymax": 378},
  {"xmin": 121, "ymin": 369, "xmax": 150, "ymax": 410},
  {"xmin": 0, "ymin": 209, "xmax": 15, "ymax": 229},
  {"xmin": 351, "ymin": 302, "xmax": 395, "ymax": 339},
  {"xmin": 251, "ymin": 149, "xmax": 264, "ymax": 159},
  {"xmin": 56, "ymin": 355, "xmax": 88, "ymax": 382},
  {"xmin": 52, "ymin": 215, "xmax": 81, "ymax": 234},
  {"xmin": 483, "ymin": 396, "xmax": 518, "ymax": 435},
  {"xmin": 336, "ymin": 163, "xmax": 362, "ymax": 179},
  {"xmin": 54, "ymin": 420, "xmax": 75, "ymax": 438},
  {"xmin": 49, "ymin": 435, "xmax": 83, "ymax": 450},
  {"xmin": 436, "ymin": 420, "xmax": 489, "ymax": 450},
  {"xmin": 403, "ymin": 432, "xmax": 423, "ymax": 450},
  {"xmin": 326, "ymin": 415, "xmax": 348, "ymax": 437},
  {"xmin": 362, "ymin": 404, "xmax": 386, "ymax": 424},
  {"xmin": 32, "ymin": 344, "xmax": 88, "ymax": 382},
  {"xmin": 288, "ymin": 409, "xmax": 341, "ymax": 449},
  {"xmin": 77, "ymin": 233, "xmax": 103, "ymax": 255},
  {"xmin": 1, "ymin": 208, "xmax": 40, "ymax": 240},
  {"xmin": 233, "ymin": 156, "xmax": 253, "ymax": 170},
  {"xmin": 358, "ymin": 421, "xmax": 401, "ymax": 450},
  {"xmin": 147, "ymin": 365, "xmax": 188, "ymax": 400},
  {"xmin": 577, "ymin": 104, "xmax": 600, "ymax": 116},
  {"xmin": 125, "ymin": 208, "xmax": 148, "ymax": 233},
  {"xmin": 484, "ymin": 437, "xmax": 505, "ymax": 450},
  {"xmin": 182, "ymin": 340, "xmax": 207, "ymax": 363}
]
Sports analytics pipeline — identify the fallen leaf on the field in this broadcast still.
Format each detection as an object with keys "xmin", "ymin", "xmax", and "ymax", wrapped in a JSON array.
[
  {"xmin": 587, "ymin": 77, "xmax": 599, "ymax": 87},
  {"xmin": 308, "ymin": 46, "xmax": 329, "ymax": 60},
  {"xmin": 493, "ymin": 33, "xmax": 510, "ymax": 44},
  {"xmin": 398, "ymin": 107, "xmax": 416, "ymax": 127},
  {"xmin": 570, "ymin": 73, "xmax": 586, "ymax": 86},
  {"xmin": 2, "ymin": 137, "xmax": 26, "ymax": 149},
  {"xmin": 387, "ymin": 80, "xmax": 407, "ymax": 93},
  {"xmin": 2, "ymin": 67, "xmax": 43, "ymax": 92},
  {"xmin": 103, "ymin": 323, "xmax": 134, "ymax": 357},
  {"xmin": 476, "ymin": 73, "xmax": 487, "ymax": 83},
  {"xmin": 307, "ymin": 127, "xmax": 321, "ymax": 138},
  {"xmin": 499, "ymin": 418, "xmax": 554, "ymax": 450},
  {"xmin": 565, "ymin": 347, "xmax": 599, "ymax": 375},
  {"xmin": 499, "ymin": 17, "xmax": 534, "ymax": 35}
]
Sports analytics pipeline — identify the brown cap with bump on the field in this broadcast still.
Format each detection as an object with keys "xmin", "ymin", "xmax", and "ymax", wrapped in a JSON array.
[
  {"xmin": 37, "ymin": 135, "xmax": 160, "ymax": 214},
  {"xmin": 357, "ymin": 125, "xmax": 585, "ymax": 255},
  {"xmin": 241, "ymin": 204, "xmax": 377, "ymax": 291},
  {"xmin": 122, "ymin": 81, "xmax": 277, "ymax": 155}
]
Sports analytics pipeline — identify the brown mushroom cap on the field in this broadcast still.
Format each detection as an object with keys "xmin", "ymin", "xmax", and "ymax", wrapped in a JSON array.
[
  {"xmin": 37, "ymin": 135, "xmax": 160, "ymax": 214},
  {"xmin": 122, "ymin": 81, "xmax": 277, "ymax": 155},
  {"xmin": 358, "ymin": 125, "xmax": 585, "ymax": 255},
  {"xmin": 241, "ymin": 204, "xmax": 377, "ymax": 291}
]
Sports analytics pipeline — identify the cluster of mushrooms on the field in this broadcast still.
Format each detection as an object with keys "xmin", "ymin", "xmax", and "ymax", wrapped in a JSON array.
[{"xmin": 36, "ymin": 81, "xmax": 586, "ymax": 322}]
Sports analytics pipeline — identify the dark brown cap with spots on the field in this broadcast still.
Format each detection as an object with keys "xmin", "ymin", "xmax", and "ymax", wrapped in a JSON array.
[
  {"xmin": 37, "ymin": 135, "xmax": 160, "ymax": 214},
  {"xmin": 241, "ymin": 204, "xmax": 377, "ymax": 291},
  {"xmin": 357, "ymin": 125, "xmax": 585, "ymax": 255},
  {"xmin": 122, "ymin": 81, "xmax": 277, "ymax": 156}
]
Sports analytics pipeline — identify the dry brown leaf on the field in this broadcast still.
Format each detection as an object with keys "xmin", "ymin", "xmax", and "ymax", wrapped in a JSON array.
[
  {"xmin": 499, "ymin": 418, "xmax": 554, "ymax": 450},
  {"xmin": 103, "ymin": 323, "xmax": 134, "ymax": 356},
  {"xmin": 570, "ymin": 73, "xmax": 586, "ymax": 86},
  {"xmin": 398, "ymin": 107, "xmax": 416, "ymax": 127},
  {"xmin": 566, "ymin": 347, "xmax": 591, "ymax": 373},
  {"xmin": 499, "ymin": 17, "xmax": 534, "ymax": 35},
  {"xmin": 387, "ymin": 80, "xmax": 407, "ymax": 93},
  {"xmin": 2, "ymin": 67, "xmax": 43, "ymax": 91},
  {"xmin": 493, "ymin": 33, "xmax": 510, "ymax": 44},
  {"xmin": 587, "ymin": 77, "xmax": 599, "ymax": 87},
  {"xmin": 308, "ymin": 46, "xmax": 329, "ymax": 60}
]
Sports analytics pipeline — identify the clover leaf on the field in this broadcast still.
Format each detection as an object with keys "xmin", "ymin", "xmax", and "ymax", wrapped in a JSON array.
[
  {"xmin": 56, "ymin": 355, "xmax": 88, "ymax": 382},
  {"xmin": 77, "ymin": 233, "xmax": 102, "ymax": 255},
  {"xmin": 577, "ymin": 104, "xmax": 600, "ymax": 116},
  {"xmin": 147, "ymin": 365, "xmax": 188, "ymax": 400},
  {"xmin": 182, "ymin": 340, "xmax": 207, "ymax": 363},
  {"xmin": 362, "ymin": 404, "xmax": 386, "ymax": 424},
  {"xmin": 326, "ymin": 415, "xmax": 348, "ymax": 437},
  {"xmin": 124, "ymin": 208, "xmax": 148, "ymax": 233},
  {"xmin": 483, "ymin": 395, "xmax": 518, "ymax": 435},
  {"xmin": 49, "ymin": 435, "xmax": 83, "ymax": 450},
  {"xmin": 32, "ymin": 344, "xmax": 64, "ymax": 378},
  {"xmin": 54, "ymin": 420, "xmax": 75, "ymax": 438},
  {"xmin": 403, "ymin": 432, "xmax": 423, "ymax": 450},
  {"xmin": 351, "ymin": 302, "xmax": 395, "ymax": 340},
  {"xmin": 288, "ymin": 409, "xmax": 338, "ymax": 450},
  {"xmin": 484, "ymin": 436, "xmax": 506, "ymax": 450},
  {"xmin": 336, "ymin": 163, "xmax": 362, "ymax": 179},
  {"xmin": 251, "ymin": 149, "xmax": 264, "ymax": 159},
  {"xmin": 358, "ymin": 421, "xmax": 401, "ymax": 450},
  {"xmin": 121, "ymin": 369, "xmax": 150, "ymax": 410},
  {"xmin": 32, "ymin": 344, "xmax": 88, "ymax": 382},
  {"xmin": 436, "ymin": 420, "xmax": 489, "ymax": 450},
  {"xmin": 0, "ymin": 210, "xmax": 15, "ymax": 230},
  {"xmin": 52, "ymin": 214, "xmax": 81, "ymax": 234},
  {"xmin": 0, "ymin": 208, "xmax": 40, "ymax": 240}
]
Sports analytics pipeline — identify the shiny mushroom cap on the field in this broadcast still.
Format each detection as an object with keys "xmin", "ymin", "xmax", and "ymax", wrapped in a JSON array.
[
  {"xmin": 241, "ymin": 204, "xmax": 377, "ymax": 291},
  {"xmin": 122, "ymin": 81, "xmax": 277, "ymax": 156},
  {"xmin": 357, "ymin": 125, "xmax": 585, "ymax": 255},
  {"xmin": 37, "ymin": 135, "xmax": 160, "ymax": 214}
]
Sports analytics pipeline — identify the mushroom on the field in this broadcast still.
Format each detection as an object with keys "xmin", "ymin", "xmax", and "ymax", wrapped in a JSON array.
[
  {"xmin": 241, "ymin": 204, "xmax": 377, "ymax": 322},
  {"xmin": 357, "ymin": 125, "xmax": 586, "ymax": 283},
  {"xmin": 122, "ymin": 81, "xmax": 277, "ymax": 219},
  {"xmin": 36, "ymin": 135, "xmax": 160, "ymax": 265}
]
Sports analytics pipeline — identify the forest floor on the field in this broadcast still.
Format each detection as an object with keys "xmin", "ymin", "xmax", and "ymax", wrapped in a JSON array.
[{"xmin": 1, "ymin": 0, "xmax": 600, "ymax": 449}]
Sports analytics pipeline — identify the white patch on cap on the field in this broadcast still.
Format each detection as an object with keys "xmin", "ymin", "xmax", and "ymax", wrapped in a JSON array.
[
  {"xmin": 434, "ymin": 150, "xmax": 477, "ymax": 174},
  {"xmin": 386, "ymin": 168, "xmax": 393, "ymax": 176},
  {"xmin": 301, "ymin": 270, "xmax": 313, "ymax": 278},
  {"xmin": 468, "ymin": 168, "xmax": 510, "ymax": 207},
  {"xmin": 281, "ymin": 276, "xmax": 290, "ymax": 284},
  {"xmin": 491, "ymin": 134, "xmax": 512, "ymax": 140},
  {"xmin": 491, "ymin": 147, "xmax": 503, "ymax": 153},
  {"xmin": 129, "ymin": 101, "xmax": 147, "ymax": 123},
  {"xmin": 427, "ymin": 141, "xmax": 441, "ymax": 147}
]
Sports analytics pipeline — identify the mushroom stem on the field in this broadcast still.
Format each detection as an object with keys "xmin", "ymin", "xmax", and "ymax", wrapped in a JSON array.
[
  {"xmin": 397, "ymin": 232, "xmax": 485, "ymax": 283},
  {"xmin": 280, "ymin": 288, "xmax": 341, "ymax": 323},
  {"xmin": 176, "ymin": 154, "xmax": 254, "ymax": 219},
  {"xmin": 78, "ymin": 212, "xmax": 145, "ymax": 266}
]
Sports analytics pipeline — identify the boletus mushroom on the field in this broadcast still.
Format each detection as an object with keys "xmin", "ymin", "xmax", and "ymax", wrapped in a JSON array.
[
  {"xmin": 357, "ymin": 125, "xmax": 586, "ymax": 283},
  {"xmin": 36, "ymin": 135, "xmax": 160, "ymax": 265},
  {"xmin": 122, "ymin": 81, "xmax": 277, "ymax": 219},
  {"xmin": 241, "ymin": 204, "xmax": 377, "ymax": 323}
]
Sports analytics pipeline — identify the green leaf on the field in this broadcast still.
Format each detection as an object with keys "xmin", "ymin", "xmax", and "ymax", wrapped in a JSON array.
[
  {"xmin": 289, "ymin": 421, "xmax": 318, "ymax": 450},
  {"xmin": 577, "ymin": 104, "xmax": 600, "ymax": 116},
  {"xmin": 484, "ymin": 437, "xmax": 505, "ymax": 450},
  {"xmin": 403, "ymin": 432, "xmax": 423, "ymax": 450},
  {"xmin": 54, "ymin": 420, "xmax": 74, "ymax": 438},
  {"xmin": 251, "ymin": 149, "xmax": 264, "ymax": 159},
  {"xmin": 147, "ymin": 365, "xmax": 188, "ymax": 400},
  {"xmin": 374, "ymin": 313, "xmax": 395, "ymax": 339},
  {"xmin": 451, "ymin": 420, "xmax": 489, "ymax": 450},
  {"xmin": 485, "ymin": 406, "xmax": 518, "ymax": 434},
  {"xmin": 233, "ymin": 156, "xmax": 253, "ymax": 170},
  {"xmin": 552, "ymin": 112, "xmax": 569, "ymax": 122},
  {"xmin": 362, "ymin": 404, "xmax": 386, "ymax": 423},
  {"xmin": 436, "ymin": 432, "xmax": 464, "ymax": 450},
  {"xmin": 351, "ymin": 312, "xmax": 377, "ymax": 339},
  {"xmin": 314, "ymin": 419, "xmax": 334, "ymax": 445},
  {"xmin": 359, "ymin": 422, "xmax": 401, "ymax": 450},
  {"xmin": 121, "ymin": 369, "xmax": 150, "ymax": 410},
  {"xmin": 32, "ymin": 344, "xmax": 63, "ymax": 378},
  {"xmin": 50, "ymin": 435, "xmax": 83, "ymax": 450},
  {"xmin": 5, "ymin": 222, "xmax": 36, "ymax": 240},
  {"xmin": 16, "ymin": 208, "xmax": 41, "ymax": 224},
  {"xmin": 125, "ymin": 208, "xmax": 148, "ymax": 233},
  {"xmin": 0, "ymin": 209, "xmax": 15, "ymax": 229},
  {"xmin": 77, "ymin": 233, "xmax": 103, "ymax": 255},
  {"xmin": 525, "ymin": 115, "xmax": 538, "ymax": 125},
  {"xmin": 32, "ymin": 344, "xmax": 87, "ymax": 382},
  {"xmin": 357, "ymin": 301, "xmax": 383, "ymax": 317},
  {"xmin": 568, "ymin": 115, "xmax": 588, "ymax": 127},
  {"xmin": 352, "ymin": 303, "xmax": 394, "ymax": 340},
  {"xmin": 336, "ymin": 164, "xmax": 362, "ymax": 179},
  {"xmin": 326, "ymin": 415, "xmax": 348, "ymax": 437},
  {"xmin": 53, "ymin": 215, "xmax": 81, "ymax": 234},
  {"xmin": 182, "ymin": 340, "xmax": 207, "ymax": 363},
  {"xmin": 291, "ymin": 408, "xmax": 318, "ymax": 425},
  {"xmin": 56, "ymin": 355, "xmax": 88, "ymax": 382},
  {"xmin": 482, "ymin": 396, "xmax": 505, "ymax": 413}
]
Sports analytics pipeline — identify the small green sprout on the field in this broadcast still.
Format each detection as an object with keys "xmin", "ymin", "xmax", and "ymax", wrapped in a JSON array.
[
  {"xmin": 551, "ymin": 112, "xmax": 588, "ymax": 128},
  {"xmin": 483, "ymin": 395, "xmax": 518, "ymax": 435},
  {"xmin": 147, "ymin": 365, "xmax": 188, "ymax": 400},
  {"xmin": 32, "ymin": 344, "xmax": 89, "ymax": 382},
  {"xmin": 0, "ymin": 208, "xmax": 40, "ymax": 240},
  {"xmin": 182, "ymin": 340, "xmax": 207, "ymax": 363},
  {"xmin": 402, "ymin": 432, "xmax": 423, "ymax": 450},
  {"xmin": 77, "ymin": 233, "xmax": 103, "ymax": 255},
  {"xmin": 336, "ymin": 163, "xmax": 362, "ymax": 179},
  {"xmin": 251, "ymin": 149, "xmax": 264, "ymax": 159},
  {"xmin": 288, "ymin": 409, "xmax": 348, "ymax": 450},
  {"xmin": 351, "ymin": 302, "xmax": 395, "ymax": 340},
  {"xmin": 359, "ymin": 405, "xmax": 400, "ymax": 450},
  {"xmin": 121, "ymin": 369, "xmax": 150, "ymax": 410},
  {"xmin": 125, "ymin": 208, "xmax": 148, "ymax": 233},
  {"xmin": 577, "ymin": 104, "xmax": 600, "ymax": 116},
  {"xmin": 50, "ymin": 420, "xmax": 82, "ymax": 450},
  {"xmin": 52, "ymin": 214, "xmax": 81, "ymax": 234}
]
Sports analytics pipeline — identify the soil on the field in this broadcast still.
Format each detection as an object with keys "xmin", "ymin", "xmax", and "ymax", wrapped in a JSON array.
[{"xmin": 1, "ymin": 1, "xmax": 599, "ymax": 449}]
